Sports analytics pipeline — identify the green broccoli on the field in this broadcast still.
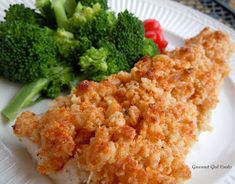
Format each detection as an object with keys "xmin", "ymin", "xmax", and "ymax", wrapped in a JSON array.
[
  {"xmin": 36, "ymin": 0, "xmax": 112, "ymax": 40},
  {"xmin": 107, "ymin": 11, "xmax": 116, "ymax": 30},
  {"xmin": 0, "ymin": 1, "xmax": 161, "ymax": 121},
  {"xmin": 0, "ymin": 20, "xmax": 74, "ymax": 120},
  {"xmin": 79, "ymin": 41, "xmax": 129, "ymax": 81},
  {"xmin": 2, "ymin": 63, "xmax": 74, "ymax": 120},
  {"xmin": 54, "ymin": 28, "xmax": 91, "ymax": 66},
  {"xmin": 79, "ymin": 47, "xmax": 108, "ymax": 80},
  {"xmin": 51, "ymin": 0, "xmax": 69, "ymax": 29},
  {"xmin": 4, "ymin": 4, "xmax": 45, "ymax": 26},
  {"xmin": 36, "ymin": 0, "xmax": 52, "ymax": 15},
  {"xmin": 35, "ymin": 0, "xmax": 56, "ymax": 27},
  {"xmin": 78, "ymin": 0, "xmax": 108, "ymax": 10},
  {"xmin": 36, "ymin": 0, "xmax": 77, "ymax": 29},
  {"xmin": 98, "ymin": 41, "xmax": 130, "ymax": 73},
  {"xmin": 2, "ymin": 79, "xmax": 49, "ymax": 121},
  {"xmin": 110, "ymin": 10, "xmax": 144, "ymax": 67},
  {"xmin": 64, "ymin": 0, "xmax": 77, "ymax": 17},
  {"xmin": 69, "ymin": 3, "xmax": 116, "ymax": 46},
  {"xmin": 0, "ymin": 21, "xmax": 58, "ymax": 83},
  {"xmin": 143, "ymin": 38, "xmax": 160, "ymax": 58}
]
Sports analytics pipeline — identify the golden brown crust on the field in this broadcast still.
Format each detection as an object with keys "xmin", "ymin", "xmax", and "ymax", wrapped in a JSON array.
[
  {"xmin": 13, "ymin": 112, "xmax": 39, "ymax": 143},
  {"xmin": 13, "ymin": 28, "xmax": 234, "ymax": 183}
]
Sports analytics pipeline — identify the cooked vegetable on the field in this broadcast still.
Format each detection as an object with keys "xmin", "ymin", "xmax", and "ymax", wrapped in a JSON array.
[
  {"xmin": 79, "ymin": 41, "xmax": 129, "ymax": 81},
  {"xmin": 0, "ymin": 2, "xmax": 164, "ymax": 121},
  {"xmin": 144, "ymin": 19, "xmax": 168, "ymax": 52},
  {"xmin": 2, "ymin": 79, "xmax": 49, "ymax": 120},
  {"xmin": 4, "ymin": 4, "xmax": 44, "ymax": 25},
  {"xmin": 36, "ymin": 0, "xmax": 77, "ymax": 29},
  {"xmin": 35, "ymin": 0, "xmax": 56, "ymax": 27},
  {"xmin": 64, "ymin": 0, "xmax": 77, "ymax": 17},
  {"xmin": 52, "ymin": 0, "xmax": 69, "ymax": 29},
  {"xmin": 0, "ymin": 21, "xmax": 57, "ymax": 83},
  {"xmin": 69, "ymin": 3, "xmax": 116, "ymax": 46},
  {"xmin": 110, "ymin": 10, "xmax": 144, "ymax": 67},
  {"xmin": 143, "ymin": 38, "xmax": 160, "ymax": 58},
  {"xmin": 0, "ymin": 20, "xmax": 74, "ymax": 120},
  {"xmin": 144, "ymin": 19, "xmax": 161, "ymax": 32},
  {"xmin": 2, "ymin": 63, "xmax": 74, "ymax": 120},
  {"xmin": 54, "ymin": 28, "xmax": 91, "ymax": 65},
  {"xmin": 98, "ymin": 41, "xmax": 130, "ymax": 74},
  {"xmin": 78, "ymin": 0, "xmax": 108, "ymax": 10},
  {"xmin": 41, "ymin": 64, "xmax": 74, "ymax": 98}
]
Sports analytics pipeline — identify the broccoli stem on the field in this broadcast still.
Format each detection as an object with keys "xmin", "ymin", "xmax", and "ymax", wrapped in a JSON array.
[
  {"xmin": 64, "ymin": 0, "xmax": 77, "ymax": 17},
  {"xmin": 36, "ymin": 0, "xmax": 56, "ymax": 27},
  {"xmin": 1, "ymin": 78, "xmax": 49, "ymax": 120},
  {"xmin": 52, "ymin": 0, "xmax": 69, "ymax": 29},
  {"xmin": 36, "ymin": 0, "xmax": 51, "ymax": 13}
]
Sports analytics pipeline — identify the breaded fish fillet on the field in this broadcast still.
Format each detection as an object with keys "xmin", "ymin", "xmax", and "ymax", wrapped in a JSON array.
[{"xmin": 13, "ymin": 28, "xmax": 234, "ymax": 184}]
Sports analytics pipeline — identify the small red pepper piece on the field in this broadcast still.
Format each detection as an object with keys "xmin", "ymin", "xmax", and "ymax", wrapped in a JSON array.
[{"xmin": 144, "ymin": 19, "xmax": 168, "ymax": 52}]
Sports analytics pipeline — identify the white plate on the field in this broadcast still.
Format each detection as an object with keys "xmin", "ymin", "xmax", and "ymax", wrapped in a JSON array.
[{"xmin": 0, "ymin": 0, "xmax": 235, "ymax": 184}]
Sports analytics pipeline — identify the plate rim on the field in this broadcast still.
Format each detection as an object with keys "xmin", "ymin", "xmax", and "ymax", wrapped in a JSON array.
[{"xmin": 143, "ymin": 0, "xmax": 235, "ymax": 40}]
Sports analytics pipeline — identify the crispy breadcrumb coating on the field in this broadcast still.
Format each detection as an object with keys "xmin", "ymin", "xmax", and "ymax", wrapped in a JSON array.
[{"xmin": 13, "ymin": 28, "xmax": 234, "ymax": 184}]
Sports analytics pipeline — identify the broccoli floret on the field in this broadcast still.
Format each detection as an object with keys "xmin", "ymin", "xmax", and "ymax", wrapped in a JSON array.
[
  {"xmin": 36, "ymin": 0, "xmax": 56, "ymax": 27},
  {"xmin": 110, "ymin": 10, "xmax": 144, "ymax": 67},
  {"xmin": 37, "ymin": 0, "xmax": 114, "ymax": 39},
  {"xmin": 107, "ymin": 11, "xmax": 116, "ymax": 30},
  {"xmin": 36, "ymin": 0, "xmax": 52, "ymax": 15},
  {"xmin": 78, "ymin": 0, "xmax": 108, "ymax": 10},
  {"xmin": 0, "ymin": 20, "xmax": 75, "ymax": 86},
  {"xmin": 79, "ymin": 47, "xmax": 108, "ymax": 75},
  {"xmin": 36, "ymin": 0, "xmax": 77, "ymax": 29},
  {"xmin": 4, "ymin": 4, "xmax": 44, "ymax": 26},
  {"xmin": 2, "ymin": 63, "xmax": 74, "ymax": 120},
  {"xmin": 42, "ymin": 64, "xmax": 74, "ymax": 98},
  {"xmin": 0, "ymin": 20, "xmax": 74, "ymax": 120},
  {"xmin": 0, "ymin": 21, "xmax": 57, "ymax": 83},
  {"xmin": 143, "ymin": 38, "xmax": 160, "ymax": 58},
  {"xmin": 79, "ymin": 41, "xmax": 129, "ymax": 81},
  {"xmin": 54, "ymin": 28, "xmax": 80, "ymax": 58},
  {"xmin": 98, "ymin": 41, "xmax": 129, "ymax": 74},
  {"xmin": 54, "ymin": 28, "xmax": 91, "ymax": 65},
  {"xmin": 70, "ymin": 3, "xmax": 101, "ymax": 24},
  {"xmin": 69, "ymin": 3, "xmax": 116, "ymax": 46},
  {"xmin": 77, "ymin": 36, "xmax": 92, "ymax": 54}
]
